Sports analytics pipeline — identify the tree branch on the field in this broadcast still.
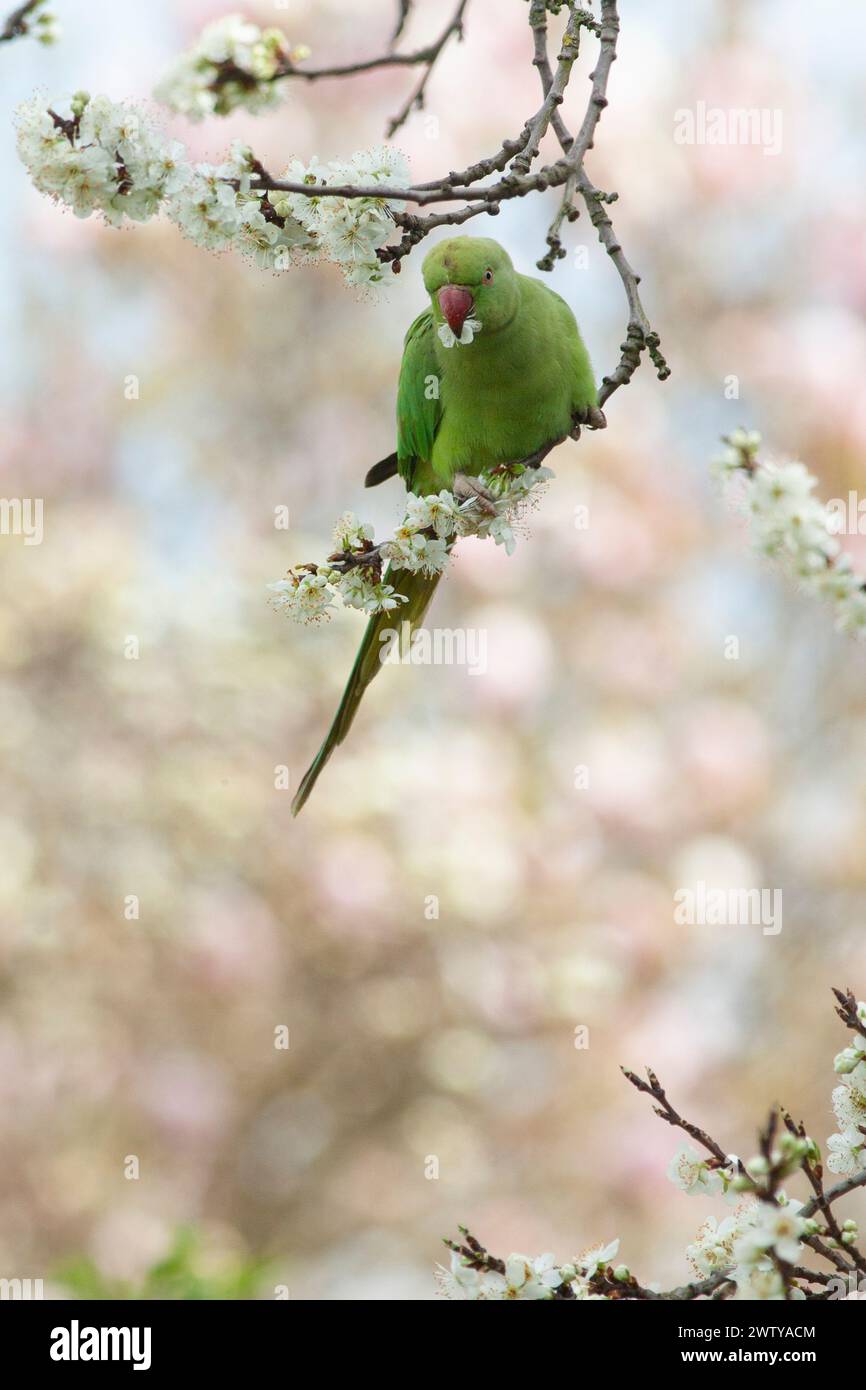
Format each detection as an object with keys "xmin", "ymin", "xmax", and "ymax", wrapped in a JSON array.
[
  {"xmin": 621, "ymin": 1066, "xmax": 741, "ymax": 1171},
  {"xmin": 271, "ymin": 0, "xmax": 468, "ymax": 93},
  {"xmin": 527, "ymin": 0, "xmax": 669, "ymax": 403},
  {"xmin": 0, "ymin": 0, "xmax": 40, "ymax": 43},
  {"xmin": 801, "ymin": 1168, "xmax": 866, "ymax": 1219},
  {"xmin": 241, "ymin": 1, "xmax": 669, "ymax": 409}
]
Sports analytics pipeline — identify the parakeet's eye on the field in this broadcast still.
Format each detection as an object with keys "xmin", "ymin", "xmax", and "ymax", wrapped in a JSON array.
[{"xmin": 483, "ymin": 268, "xmax": 494, "ymax": 285}]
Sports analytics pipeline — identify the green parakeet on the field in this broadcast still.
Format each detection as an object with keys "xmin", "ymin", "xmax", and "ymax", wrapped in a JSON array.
[{"xmin": 292, "ymin": 235, "xmax": 602, "ymax": 815}]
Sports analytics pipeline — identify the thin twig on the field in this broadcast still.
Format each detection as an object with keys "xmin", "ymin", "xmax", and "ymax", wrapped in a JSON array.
[
  {"xmin": 241, "ymin": 0, "xmax": 673, "ymax": 425},
  {"xmin": 273, "ymin": 0, "xmax": 468, "ymax": 89},
  {"xmin": 833, "ymin": 987, "xmax": 863, "ymax": 1036},
  {"xmin": 621, "ymin": 1067, "xmax": 742, "ymax": 1171},
  {"xmin": 801, "ymin": 1168, "xmax": 866, "ymax": 1219},
  {"xmin": 390, "ymin": 0, "xmax": 413, "ymax": 49},
  {"xmin": 784, "ymin": 1109, "xmax": 866, "ymax": 1275},
  {"xmin": 386, "ymin": 0, "xmax": 469, "ymax": 136}
]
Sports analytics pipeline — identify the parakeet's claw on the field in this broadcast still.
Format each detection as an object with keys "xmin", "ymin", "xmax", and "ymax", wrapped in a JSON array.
[
  {"xmin": 453, "ymin": 473, "xmax": 498, "ymax": 514},
  {"xmin": 573, "ymin": 404, "xmax": 607, "ymax": 431}
]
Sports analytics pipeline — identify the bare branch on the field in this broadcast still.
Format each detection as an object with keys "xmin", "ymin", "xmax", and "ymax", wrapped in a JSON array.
[
  {"xmin": 272, "ymin": 0, "xmax": 468, "ymax": 91},
  {"xmin": 804, "ymin": 1167, "xmax": 866, "ymax": 1215},
  {"xmin": 385, "ymin": 0, "xmax": 470, "ymax": 137},
  {"xmin": 527, "ymin": 0, "xmax": 669, "ymax": 403},
  {"xmin": 784, "ymin": 1109, "xmax": 866, "ymax": 1275},
  {"xmin": 0, "ymin": 0, "xmax": 40, "ymax": 43},
  {"xmin": 621, "ymin": 1066, "xmax": 740, "ymax": 1171}
]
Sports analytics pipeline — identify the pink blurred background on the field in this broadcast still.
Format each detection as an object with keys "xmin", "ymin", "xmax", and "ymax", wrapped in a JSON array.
[{"xmin": 1, "ymin": 0, "xmax": 866, "ymax": 1297}]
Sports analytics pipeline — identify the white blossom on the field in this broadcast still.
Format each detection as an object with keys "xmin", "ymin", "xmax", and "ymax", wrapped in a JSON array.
[
  {"xmin": 274, "ymin": 148, "xmax": 410, "ymax": 287},
  {"xmin": 167, "ymin": 143, "xmax": 311, "ymax": 269},
  {"xmin": 402, "ymin": 495, "xmax": 433, "ymax": 532},
  {"xmin": 716, "ymin": 433, "xmax": 866, "ymax": 637},
  {"xmin": 667, "ymin": 1143, "xmax": 724, "ymax": 1196},
  {"xmin": 270, "ymin": 467, "xmax": 552, "ymax": 622},
  {"xmin": 268, "ymin": 569, "xmax": 335, "ymax": 623},
  {"xmin": 16, "ymin": 92, "xmax": 187, "ymax": 225},
  {"xmin": 827, "ymin": 1008, "xmax": 866, "ymax": 1176},
  {"xmin": 686, "ymin": 1213, "xmax": 748, "ymax": 1276},
  {"xmin": 832, "ymin": 1079, "xmax": 866, "ymax": 1133},
  {"xmin": 487, "ymin": 1253, "xmax": 563, "ymax": 1300},
  {"xmin": 154, "ymin": 14, "xmax": 310, "ymax": 121},
  {"xmin": 434, "ymin": 1251, "xmax": 486, "ymax": 1300},
  {"xmin": 438, "ymin": 316, "xmax": 483, "ymax": 348},
  {"xmin": 381, "ymin": 528, "xmax": 449, "ymax": 577},
  {"xmin": 486, "ymin": 514, "xmax": 516, "ymax": 554},
  {"xmin": 425, "ymin": 491, "xmax": 460, "ymax": 538},
  {"xmin": 826, "ymin": 1130, "xmax": 865, "ymax": 1176},
  {"xmin": 436, "ymin": 1251, "xmax": 561, "ymax": 1301},
  {"xmin": 732, "ymin": 1264, "xmax": 787, "ymax": 1300},
  {"xmin": 355, "ymin": 578, "xmax": 406, "ymax": 614},
  {"xmin": 332, "ymin": 512, "xmax": 375, "ymax": 551},
  {"xmin": 18, "ymin": 94, "xmax": 406, "ymax": 284},
  {"xmin": 575, "ymin": 1238, "xmax": 620, "ymax": 1276},
  {"xmin": 735, "ymin": 1199, "xmax": 804, "ymax": 1267}
]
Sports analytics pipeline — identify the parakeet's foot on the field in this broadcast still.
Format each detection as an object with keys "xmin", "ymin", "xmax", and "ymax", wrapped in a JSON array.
[
  {"xmin": 453, "ymin": 473, "xmax": 498, "ymax": 514},
  {"xmin": 573, "ymin": 404, "xmax": 607, "ymax": 432}
]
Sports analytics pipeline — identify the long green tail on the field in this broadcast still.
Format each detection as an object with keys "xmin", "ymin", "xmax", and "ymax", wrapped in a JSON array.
[{"xmin": 291, "ymin": 568, "xmax": 441, "ymax": 815}]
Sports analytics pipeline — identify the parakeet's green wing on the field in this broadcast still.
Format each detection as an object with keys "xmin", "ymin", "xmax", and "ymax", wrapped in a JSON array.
[
  {"xmin": 536, "ymin": 282, "xmax": 598, "ymax": 416},
  {"xmin": 396, "ymin": 309, "xmax": 443, "ymax": 491}
]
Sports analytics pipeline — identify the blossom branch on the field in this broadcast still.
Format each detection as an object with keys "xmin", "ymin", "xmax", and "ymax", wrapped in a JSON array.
[
  {"xmin": 784, "ymin": 1109, "xmax": 866, "ymax": 1275},
  {"xmin": 715, "ymin": 431, "xmax": 866, "ymax": 637},
  {"xmin": 621, "ymin": 1066, "xmax": 742, "ymax": 1173},
  {"xmin": 269, "ymin": 465, "xmax": 553, "ymax": 624},
  {"xmin": 440, "ymin": 986, "xmax": 866, "ymax": 1301},
  {"xmin": 19, "ymin": 3, "xmax": 668, "ymax": 397}
]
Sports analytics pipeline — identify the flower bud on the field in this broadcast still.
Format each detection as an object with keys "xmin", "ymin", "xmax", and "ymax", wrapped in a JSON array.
[{"xmin": 834, "ymin": 1047, "xmax": 862, "ymax": 1074}]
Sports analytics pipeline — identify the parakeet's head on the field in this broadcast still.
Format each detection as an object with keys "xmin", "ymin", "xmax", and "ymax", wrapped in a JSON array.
[{"xmin": 422, "ymin": 236, "xmax": 518, "ymax": 345}]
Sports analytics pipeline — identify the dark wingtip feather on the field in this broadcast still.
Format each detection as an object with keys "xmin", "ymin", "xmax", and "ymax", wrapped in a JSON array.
[{"xmin": 365, "ymin": 452, "xmax": 399, "ymax": 487}]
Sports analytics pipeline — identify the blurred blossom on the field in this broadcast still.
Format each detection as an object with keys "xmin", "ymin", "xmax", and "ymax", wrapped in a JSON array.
[
  {"xmin": 89, "ymin": 1209, "xmax": 173, "ymax": 1283},
  {"xmin": 423, "ymin": 1028, "xmax": 500, "ymax": 1095},
  {"xmin": 136, "ymin": 1052, "xmax": 234, "ymax": 1147},
  {"xmin": 670, "ymin": 835, "xmax": 762, "ymax": 897},
  {"xmin": 238, "ymin": 1092, "xmax": 334, "ymax": 1198}
]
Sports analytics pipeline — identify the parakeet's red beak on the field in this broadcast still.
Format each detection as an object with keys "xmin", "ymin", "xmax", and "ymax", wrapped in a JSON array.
[{"xmin": 438, "ymin": 285, "xmax": 474, "ymax": 336}]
